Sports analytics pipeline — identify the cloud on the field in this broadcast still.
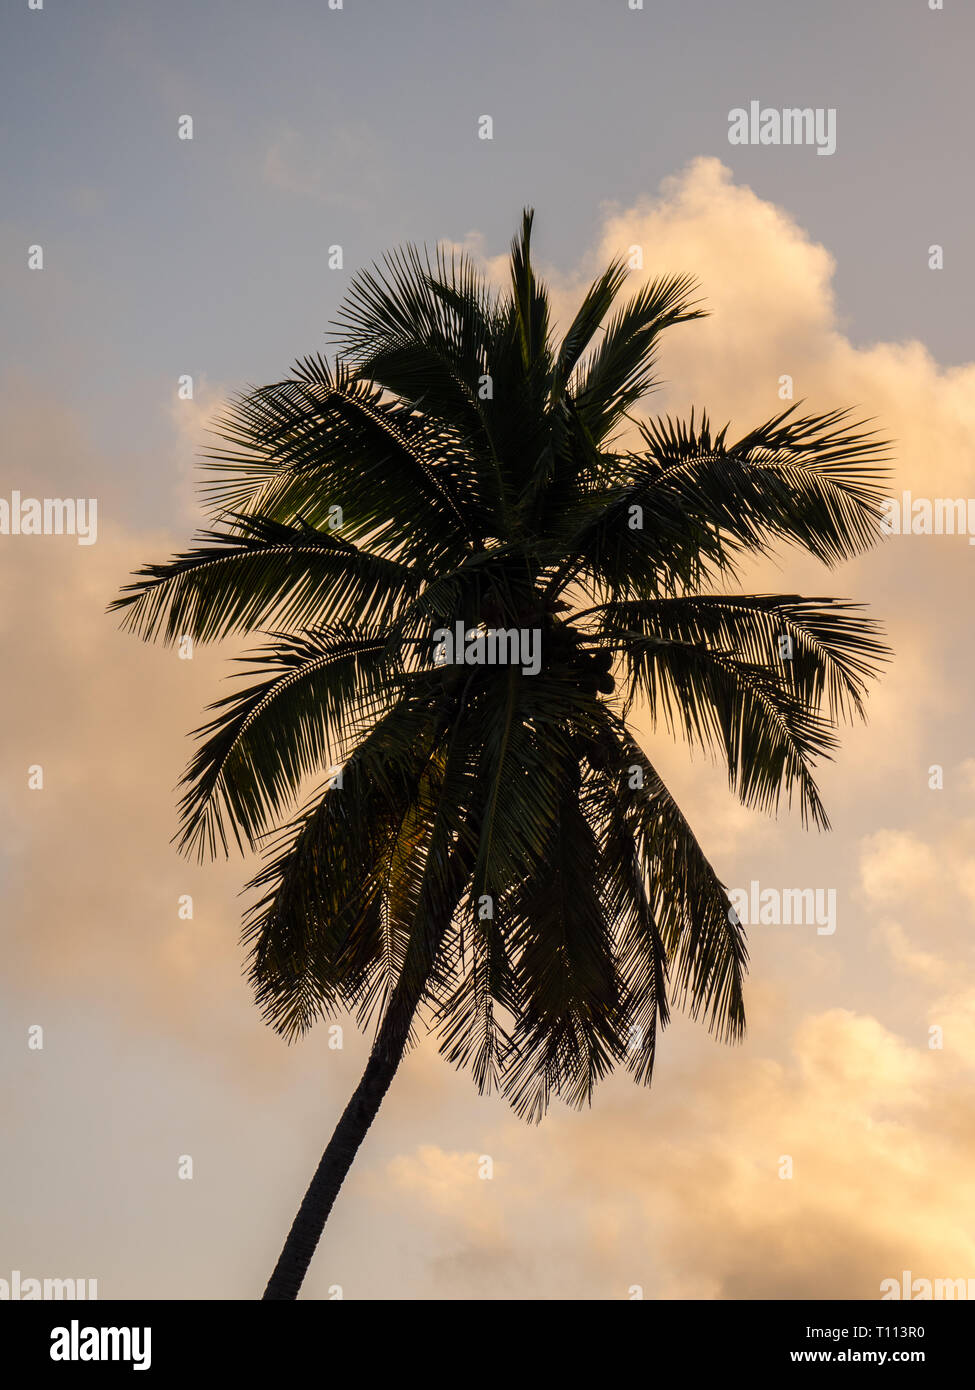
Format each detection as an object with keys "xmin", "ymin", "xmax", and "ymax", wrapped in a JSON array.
[
  {"xmin": 588, "ymin": 160, "xmax": 975, "ymax": 492},
  {"xmin": 377, "ymin": 998, "xmax": 974, "ymax": 1299},
  {"xmin": 858, "ymin": 830, "xmax": 942, "ymax": 905},
  {"xmin": 380, "ymin": 1145, "xmax": 509, "ymax": 1245},
  {"xmin": 168, "ymin": 374, "xmax": 235, "ymax": 525}
]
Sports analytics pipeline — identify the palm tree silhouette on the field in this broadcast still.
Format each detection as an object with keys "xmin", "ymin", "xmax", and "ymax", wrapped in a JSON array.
[{"xmin": 112, "ymin": 212, "xmax": 889, "ymax": 1299}]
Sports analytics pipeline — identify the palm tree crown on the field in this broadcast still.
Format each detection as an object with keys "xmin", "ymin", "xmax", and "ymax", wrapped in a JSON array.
[{"xmin": 113, "ymin": 210, "xmax": 889, "ymax": 1131}]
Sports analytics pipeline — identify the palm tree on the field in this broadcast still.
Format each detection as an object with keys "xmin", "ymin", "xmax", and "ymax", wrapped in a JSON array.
[{"xmin": 111, "ymin": 211, "xmax": 890, "ymax": 1300}]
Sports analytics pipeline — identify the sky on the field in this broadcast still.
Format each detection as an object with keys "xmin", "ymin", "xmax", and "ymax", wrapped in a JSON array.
[{"xmin": 2, "ymin": 0, "xmax": 974, "ymax": 1300}]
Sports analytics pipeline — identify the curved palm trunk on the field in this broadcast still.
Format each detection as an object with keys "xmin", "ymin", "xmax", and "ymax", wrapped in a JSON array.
[
  {"xmin": 260, "ymin": 831, "xmax": 475, "ymax": 1304},
  {"xmin": 262, "ymin": 958, "xmax": 430, "ymax": 1300},
  {"xmin": 260, "ymin": 950, "xmax": 431, "ymax": 1295}
]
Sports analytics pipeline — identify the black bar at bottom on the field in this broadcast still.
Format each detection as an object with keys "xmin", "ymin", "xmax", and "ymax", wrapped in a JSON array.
[{"xmin": 1, "ymin": 1297, "xmax": 965, "ymax": 1375}]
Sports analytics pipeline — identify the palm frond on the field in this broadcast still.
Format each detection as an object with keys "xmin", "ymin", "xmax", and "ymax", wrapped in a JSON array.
[
  {"xmin": 570, "ymin": 273, "xmax": 705, "ymax": 442},
  {"xmin": 583, "ymin": 592, "xmax": 890, "ymax": 724},
  {"xmin": 200, "ymin": 357, "xmax": 483, "ymax": 560},
  {"xmin": 110, "ymin": 513, "xmax": 420, "ymax": 645},
  {"xmin": 177, "ymin": 626, "xmax": 406, "ymax": 859},
  {"xmin": 543, "ymin": 405, "xmax": 891, "ymax": 602},
  {"xmin": 242, "ymin": 698, "xmax": 448, "ymax": 1039},
  {"xmin": 594, "ymin": 712, "xmax": 747, "ymax": 1042},
  {"xmin": 616, "ymin": 627, "xmax": 835, "ymax": 828}
]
